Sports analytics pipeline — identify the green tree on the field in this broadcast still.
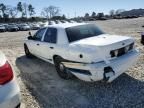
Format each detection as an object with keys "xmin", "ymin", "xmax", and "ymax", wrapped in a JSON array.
[
  {"xmin": 28, "ymin": 4, "xmax": 35, "ymax": 17},
  {"xmin": 92, "ymin": 12, "xmax": 96, "ymax": 17},
  {"xmin": 17, "ymin": 2, "xmax": 23, "ymax": 17},
  {"xmin": 0, "ymin": 3, "xmax": 6, "ymax": 17},
  {"xmin": 85, "ymin": 13, "xmax": 89, "ymax": 18},
  {"xmin": 97, "ymin": 13, "xmax": 104, "ymax": 18},
  {"xmin": 62, "ymin": 14, "xmax": 66, "ymax": 19}
]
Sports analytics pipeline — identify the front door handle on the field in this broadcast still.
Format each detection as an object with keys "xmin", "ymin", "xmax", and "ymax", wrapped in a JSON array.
[
  {"xmin": 37, "ymin": 43, "xmax": 40, "ymax": 46},
  {"xmin": 50, "ymin": 47, "xmax": 54, "ymax": 49}
]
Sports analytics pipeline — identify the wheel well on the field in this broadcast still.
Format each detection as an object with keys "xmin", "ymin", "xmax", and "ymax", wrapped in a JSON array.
[
  {"xmin": 53, "ymin": 55, "xmax": 59, "ymax": 61},
  {"xmin": 53, "ymin": 55, "xmax": 63, "ymax": 61},
  {"xmin": 24, "ymin": 43, "xmax": 27, "ymax": 47},
  {"xmin": 24, "ymin": 43, "xmax": 29, "ymax": 52}
]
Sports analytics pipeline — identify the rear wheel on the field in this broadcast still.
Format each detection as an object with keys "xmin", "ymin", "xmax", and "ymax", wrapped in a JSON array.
[
  {"xmin": 54, "ymin": 57, "xmax": 73, "ymax": 79},
  {"xmin": 24, "ymin": 44, "xmax": 32, "ymax": 58}
]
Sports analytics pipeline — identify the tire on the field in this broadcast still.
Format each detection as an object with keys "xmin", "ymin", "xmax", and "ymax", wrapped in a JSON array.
[
  {"xmin": 54, "ymin": 57, "xmax": 73, "ymax": 79},
  {"xmin": 24, "ymin": 44, "xmax": 33, "ymax": 58},
  {"xmin": 141, "ymin": 40, "xmax": 144, "ymax": 45}
]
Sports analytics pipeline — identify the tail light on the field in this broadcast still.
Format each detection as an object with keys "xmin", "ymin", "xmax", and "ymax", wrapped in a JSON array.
[
  {"xmin": 110, "ymin": 43, "xmax": 134, "ymax": 58},
  {"xmin": 0, "ymin": 61, "xmax": 13, "ymax": 85}
]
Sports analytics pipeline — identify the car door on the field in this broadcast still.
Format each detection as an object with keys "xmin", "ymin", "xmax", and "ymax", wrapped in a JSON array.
[
  {"xmin": 29, "ymin": 28, "xmax": 47, "ymax": 56},
  {"xmin": 40, "ymin": 27, "xmax": 57, "ymax": 62}
]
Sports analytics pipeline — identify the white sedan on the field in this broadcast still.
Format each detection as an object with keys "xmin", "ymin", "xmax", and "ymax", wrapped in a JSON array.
[
  {"xmin": 24, "ymin": 23, "xmax": 139, "ymax": 82},
  {"xmin": 0, "ymin": 51, "xmax": 21, "ymax": 108}
]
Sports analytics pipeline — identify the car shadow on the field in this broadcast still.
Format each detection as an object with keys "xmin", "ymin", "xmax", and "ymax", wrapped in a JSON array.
[{"xmin": 16, "ymin": 56, "xmax": 144, "ymax": 108}]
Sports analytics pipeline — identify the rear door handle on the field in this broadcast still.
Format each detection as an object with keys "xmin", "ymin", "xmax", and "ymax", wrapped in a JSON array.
[
  {"xmin": 37, "ymin": 43, "xmax": 40, "ymax": 46},
  {"xmin": 50, "ymin": 47, "xmax": 54, "ymax": 49}
]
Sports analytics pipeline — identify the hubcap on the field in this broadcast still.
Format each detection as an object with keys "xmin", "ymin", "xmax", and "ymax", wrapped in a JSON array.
[
  {"xmin": 59, "ymin": 63, "xmax": 65, "ymax": 72},
  {"xmin": 25, "ymin": 48, "xmax": 29, "ymax": 54}
]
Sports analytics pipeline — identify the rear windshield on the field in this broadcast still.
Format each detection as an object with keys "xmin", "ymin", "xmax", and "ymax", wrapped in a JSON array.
[{"xmin": 66, "ymin": 24, "xmax": 104, "ymax": 42}]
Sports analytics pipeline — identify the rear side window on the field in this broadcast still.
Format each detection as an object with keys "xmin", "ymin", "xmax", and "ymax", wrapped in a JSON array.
[{"xmin": 44, "ymin": 28, "xmax": 57, "ymax": 43}]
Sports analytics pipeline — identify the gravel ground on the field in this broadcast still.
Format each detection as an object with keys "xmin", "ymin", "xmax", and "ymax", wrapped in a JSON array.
[{"xmin": 0, "ymin": 17, "xmax": 144, "ymax": 108}]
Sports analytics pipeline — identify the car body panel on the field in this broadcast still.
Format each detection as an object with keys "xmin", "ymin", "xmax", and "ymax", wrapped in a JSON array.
[
  {"xmin": 63, "ymin": 49, "xmax": 139, "ymax": 82},
  {"xmin": 0, "ymin": 51, "xmax": 21, "ymax": 108},
  {"xmin": 7, "ymin": 25, "xmax": 19, "ymax": 31},
  {"xmin": 25, "ymin": 23, "xmax": 139, "ymax": 82},
  {"xmin": 0, "ymin": 79, "xmax": 21, "ymax": 108}
]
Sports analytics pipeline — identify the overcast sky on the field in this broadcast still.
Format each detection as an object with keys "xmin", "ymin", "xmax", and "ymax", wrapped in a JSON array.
[{"xmin": 1, "ymin": 0, "xmax": 143, "ymax": 18}]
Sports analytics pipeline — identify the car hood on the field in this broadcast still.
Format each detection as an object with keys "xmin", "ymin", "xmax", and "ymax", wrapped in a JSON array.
[
  {"xmin": 70, "ymin": 34, "xmax": 134, "ymax": 47},
  {"xmin": 0, "ymin": 51, "xmax": 6, "ymax": 67}
]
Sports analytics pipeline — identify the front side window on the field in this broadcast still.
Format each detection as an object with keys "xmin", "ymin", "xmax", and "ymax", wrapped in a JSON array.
[
  {"xmin": 66, "ymin": 24, "xmax": 104, "ymax": 42},
  {"xmin": 33, "ymin": 28, "xmax": 46, "ymax": 41},
  {"xmin": 44, "ymin": 28, "xmax": 57, "ymax": 43}
]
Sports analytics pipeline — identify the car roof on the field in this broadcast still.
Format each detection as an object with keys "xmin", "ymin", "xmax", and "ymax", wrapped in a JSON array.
[{"xmin": 48, "ymin": 23, "xmax": 87, "ymax": 29}]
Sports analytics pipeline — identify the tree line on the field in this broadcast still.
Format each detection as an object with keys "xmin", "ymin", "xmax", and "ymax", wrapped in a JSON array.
[
  {"xmin": 0, "ymin": 2, "xmax": 35, "ymax": 18},
  {"xmin": 0, "ymin": 2, "xmax": 64, "ymax": 22},
  {"xmin": 83, "ymin": 9, "xmax": 126, "ymax": 20},
  {"xmin": 0, "ymin": 2, "xmax": 142, "ymax": 23}
]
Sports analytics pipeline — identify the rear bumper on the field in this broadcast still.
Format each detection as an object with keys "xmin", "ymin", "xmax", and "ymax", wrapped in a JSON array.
[
  {"xmin": 63, "ymin": 50, "xmax": 139, "ymax": 82},
  {"xmin": 0, "ymin": 79, "xmax": 21, "ymax": 108}
]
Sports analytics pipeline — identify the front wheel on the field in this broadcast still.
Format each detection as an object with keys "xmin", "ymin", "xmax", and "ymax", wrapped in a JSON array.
[
  {"xmin": 24, "ymin": 44, "xmax": 33, "ymax": 58},
  {"xmin": 54, "ymin": 57, "xmax": 74, "ymax": 79}
]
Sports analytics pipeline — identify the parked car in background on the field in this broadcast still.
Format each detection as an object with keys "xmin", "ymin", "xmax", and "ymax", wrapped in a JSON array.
[
  {"xmin": 0, "ymin": 51, "xmax": 21, "ymax": 108},
  {"xmin": 0, "ymin": 25, "xmax": 6, "ymax": 32},
  {"xmin": 24, "ymin": 23, "xmax": 139, "ymax": 83},
  {"xmin": 55, "ymin": 20, "xmax": 62, "ymax": 24},
  {"xmin": 68, "ymin": 20, "xmax": 76, "ymax": 23},
  {"xmin": 30, "ymin": 24, "xmax": 41, "ymax": 30},
  {"xmin": 40, "ymin": 23, "xmax": 48, "ymax": 27},
  {"xmin": 7, "ymin": 24, "xmax": 19, "ymax": 32},
  {"xmin": 60, "ymin": 20, "xmax": 67, "ymax": 23},
  {"xmin": 19, "ymin": 24, "xmax": 30, "ymax": 31},
  {"xmin": 48, "ymin": 21, "xmax": 56, "ymax": 25},
  {"xmin": 2, "ymin": 24, "xmax": 9, "ymax": 31}
]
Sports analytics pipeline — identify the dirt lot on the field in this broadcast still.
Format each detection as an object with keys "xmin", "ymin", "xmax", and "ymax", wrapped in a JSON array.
[{"xmin": 0, "ymin": 17, "xmax": 144, "ymax": 108}]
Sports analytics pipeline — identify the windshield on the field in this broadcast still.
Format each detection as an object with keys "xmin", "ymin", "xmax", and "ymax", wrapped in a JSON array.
[{"xmin": 66, "ymin": 24, "xmax": 104, "ymax": 42}]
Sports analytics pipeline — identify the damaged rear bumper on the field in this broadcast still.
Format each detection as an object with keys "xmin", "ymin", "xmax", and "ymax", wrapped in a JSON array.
[{"xmin": 63, "ymin": 50, "xmax": 139, "ymax": 82}]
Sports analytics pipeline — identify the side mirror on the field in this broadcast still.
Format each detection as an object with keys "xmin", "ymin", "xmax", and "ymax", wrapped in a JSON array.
[
  {"xmin": 27, "ymin": 36, "xmax": 33, "ymax": 40},
  {"xmin": 29, "ymin": 31, "xmax": 32, "ymax": 36}
]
